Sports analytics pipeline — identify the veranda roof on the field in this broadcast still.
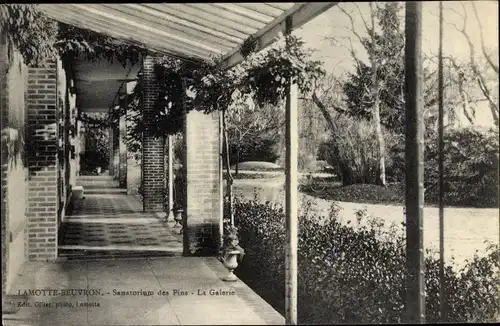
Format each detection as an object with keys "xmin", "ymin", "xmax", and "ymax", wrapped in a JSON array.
[{"xmin": 37, "ymin": 3, "xmax": 336, "ymax": 68}]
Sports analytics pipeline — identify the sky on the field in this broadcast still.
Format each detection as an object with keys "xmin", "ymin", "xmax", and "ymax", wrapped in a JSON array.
[{"xmin": 293, "ymin": 1, "xmax": 499, "ymax": 127}]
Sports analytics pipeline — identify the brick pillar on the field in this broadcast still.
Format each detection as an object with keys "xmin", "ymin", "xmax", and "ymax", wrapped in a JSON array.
[
  {"xmin": 184, "ymin": 110, "xmax": 221, "ymax": 255},
  {"xmin": 108, "ymin": 127, "xmax": 114, "ymax": 175},
  {"xmin": 26, "ymin": 61, "xmax": 59, "ymax": 261},
  {"xmin": 112, "ymin": 124, "xmax": 119, "ymax": 179},
  {"xmin": 142, "ymin": 55, "xmax": 165, "ymax": 212},
  {"xmin": 118, "ymin": 94, "xmax": 127, "ymax": 187}
]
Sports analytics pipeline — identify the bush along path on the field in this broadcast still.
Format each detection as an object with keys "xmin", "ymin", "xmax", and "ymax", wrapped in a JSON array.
[{"xmin": 228, "ymin": 197, "xmax": 499, "ymax": 324}]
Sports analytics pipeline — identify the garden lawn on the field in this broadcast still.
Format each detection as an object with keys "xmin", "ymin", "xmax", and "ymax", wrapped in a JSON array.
[{"xmin": 301, "ymin": 182, "xmax": 405, "ymax": 206}]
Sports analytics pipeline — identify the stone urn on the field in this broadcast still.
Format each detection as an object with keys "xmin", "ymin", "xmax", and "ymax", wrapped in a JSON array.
[
  {"xmin": 222, "ymin": 249, "xmax": 241, "ymax": 282},
  {"xmin": 174, "ymin": 208, "xmax": 183, "ymax": 234}
]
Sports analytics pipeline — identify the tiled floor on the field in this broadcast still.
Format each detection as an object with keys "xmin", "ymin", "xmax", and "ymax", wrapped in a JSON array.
[
  {"xmin": 3, "ymin": 257, "xmax": 285, "ymax": 325},
  {"xmin": 4, "ymin": 175, "xmax": 285, "ymax": 325},
  {"xmin": 59, "ymin": 176, "xmax": 182, "ymax": 257}
]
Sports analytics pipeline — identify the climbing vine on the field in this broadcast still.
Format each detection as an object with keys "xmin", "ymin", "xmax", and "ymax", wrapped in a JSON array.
[
  {"xmin": 2, "ymin": 4, "xmax": 325, "ymax": 143},
  {"xmin": 151, "ymin": 32, "xmax": 325, "ymax": 136},
  {"xmin": 0, "ymin": 4, "xmax": 58, "ymax": 67},
  {"xmin": 1, "ymin": 4, "xmax": 148, "ymax": 68},
  {"xmin": 56, "ymin": 22, "xmax": 146, "ymax": 67},
  {"xmin": 147, "ymin": 32, "xmax": 326, "ymax": 230},
  {"xmin": 75, "ymin": 32, "xmax": 326, "ymax": 168}
]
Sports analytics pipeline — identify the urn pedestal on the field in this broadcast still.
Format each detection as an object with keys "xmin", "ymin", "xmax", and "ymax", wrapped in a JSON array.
[
  {"xmin": 222, "ymin": 250, "xmax": 240, "ymax": 282},
  {"xmin": 174, "ymin": 209, "xmax": 183, "ymax": 235}
]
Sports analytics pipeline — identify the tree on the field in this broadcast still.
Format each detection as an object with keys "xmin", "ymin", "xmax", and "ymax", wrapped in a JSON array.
[
  {"xmin": 340, "ymin": 3, "xmax": 407, "ymax": 186},
  {"xmin": 225, "ymin": 91, "xmax": 284, "ymax": 175},
  {"xmin": 310, "ymin": 3, "xmax": 405, "ymax": 186},
  {"xmin": 300, "ymin": 72, "xmax": 343, "ymax": 170},
  {"xmin": 444, "ymin": 2, "xmax": 499, "ymax": 126}
]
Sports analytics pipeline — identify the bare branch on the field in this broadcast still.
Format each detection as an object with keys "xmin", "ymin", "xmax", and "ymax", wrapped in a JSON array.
[
  {"xmin": 325, "ymin": 35, "xmax": 364, "ymax": 66},
  {"xmin": 476, "ymin": 76, "xmax": 500, "ymax": 125},
  {"xmin": 446, "ymin": 2, "xmax": 498, "ymax": 124},
  {"xmin": 337, "ymin": 5, "xmax": 366, "ymax": 47},
  {"xmin": 471, "ymin": 2, "xmax": 499, "ymax": 74},
  {"xmin": 312, "ymin": 91, "xmax": 339, "ymax": 133},
  {"xmin": 353, "ymin": 3, "xmax": 371, "ymax": 35}
]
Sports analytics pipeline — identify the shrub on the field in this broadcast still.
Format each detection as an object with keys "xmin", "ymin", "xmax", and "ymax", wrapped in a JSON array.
[
  {"xmin": 322, "ymin": 115, "xmax": 400, "ymax": 185},
  {"xmin": 425, "ymin": 126, "xmax": 499, "ymax": 207},
  {"xmin": 388, "ymin": 126, "xmax": 499, "ymax": 207},
  {"xmin": 230, "ymin": 161, "xmax": 283, "ymax": 171},
  {"xmin": 173, "ymin": 172, "xmax": 186, "ymax": 210},
  {"xmin": 228, "ymin": 134, "xmax": 281, "ymax": 166},
  {"xmin": 368, "ymin": 125, "xmax": 499, "ymax": 208},
  {"xmin": 230, "ymin": 197, "xmax": 499, "ymax": 324},
  {"xmin": 80, "ymin": 125, "xmax": 109, "ymax": 174},
  {"xmin": 298, "ymin": 152, "xmax": 317, "ymax": 172}
]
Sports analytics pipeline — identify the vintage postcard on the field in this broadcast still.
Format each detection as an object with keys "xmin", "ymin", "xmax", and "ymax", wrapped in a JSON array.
[{"xmin": 1, "ymin": 2, "xmax": 499, "ymax": 325}]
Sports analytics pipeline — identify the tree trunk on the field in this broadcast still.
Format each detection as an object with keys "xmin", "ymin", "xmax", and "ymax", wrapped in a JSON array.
[
  {"xmin": 373, "ymin": 97, "xmax": 386, "ymax": 186},
  {"xmin": 369, "ymin": 2, "xmax": 386, "ymax": 187},
  {"xmin": 341, "ymin": 166, "xmax": 355, "ymax": 186},
  {"xmin": 311, "ymin": 92, "xmax": 345, "ymax": 183},
  {"xmin": 235, "ymin": 142, "xmax": 240, "ymax": 177}
]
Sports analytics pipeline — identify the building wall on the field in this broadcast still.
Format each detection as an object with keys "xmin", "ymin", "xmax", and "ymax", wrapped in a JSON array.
[{"xmin": 1, "ymin": 32, "xmax": 29, "ymax": 294}]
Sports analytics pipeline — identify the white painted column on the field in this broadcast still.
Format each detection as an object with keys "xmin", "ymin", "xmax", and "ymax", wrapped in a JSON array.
[
  {"xmin": 167, "ymin": 135, "xmax": 174, "ymax": 222},
  {"xmin": 285, "ymin": 80, "xmax": 299, "ymax": 325},
  {"xmin": 284, "ymin": 14, "xmax": 299, "ymax": 325}
]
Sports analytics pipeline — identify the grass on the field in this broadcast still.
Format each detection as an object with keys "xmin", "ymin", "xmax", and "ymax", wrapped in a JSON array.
[
  {"xmin": 300, "ymin": 180, "xmax": 406, "ymax": 206},
  {"xmin": 300, "ymin": 179, "xmax": 499, "ymax": 208}
]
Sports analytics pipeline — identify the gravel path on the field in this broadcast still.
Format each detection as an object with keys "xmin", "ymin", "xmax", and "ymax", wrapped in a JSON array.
[{"xmin": 228, "ymin": 177, "xmax": 499, "ymax": 268}]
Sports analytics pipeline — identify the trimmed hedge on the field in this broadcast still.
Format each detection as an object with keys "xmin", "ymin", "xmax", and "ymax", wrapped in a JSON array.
[{"xmin": 231, "ymin": 197, "xmax": 499, "ymax": 324}]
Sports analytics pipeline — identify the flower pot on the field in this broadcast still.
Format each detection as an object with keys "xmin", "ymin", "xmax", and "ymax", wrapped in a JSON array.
[{"xmin": 222, "ymin": 249, "xmax": 240, "ymax": 282}]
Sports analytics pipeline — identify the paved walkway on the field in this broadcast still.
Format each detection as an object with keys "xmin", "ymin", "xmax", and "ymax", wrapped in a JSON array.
[
  {"xmin": 59, "ymin": 175, "xmax": 182, "ymax": 258},
  {"xmin": 4, "ymin": 174, "xmax": 284, "ymax": 325},
  {"xmin": 3, "ymin": 257, "xmax": 284, "ymax": 325}
]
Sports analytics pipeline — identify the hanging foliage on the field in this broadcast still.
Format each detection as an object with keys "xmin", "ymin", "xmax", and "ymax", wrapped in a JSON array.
[
  {"xmin": 0, "ymin": 4, "xmax": 58, "ymax": 67},
  {"xmin": 56, "ymin": 22, "xmax": 147, "ymax": 67},
  {"xmin": 1, "ymin": 4, "xmax": 149, "ymax": 68},
  {"xmin": 241, "ymin": 34, "xmax": 325, "ymax": 107},
  {"xmin": 149, "ymin": 33, "xmax": 325, "ymax": 136}
]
